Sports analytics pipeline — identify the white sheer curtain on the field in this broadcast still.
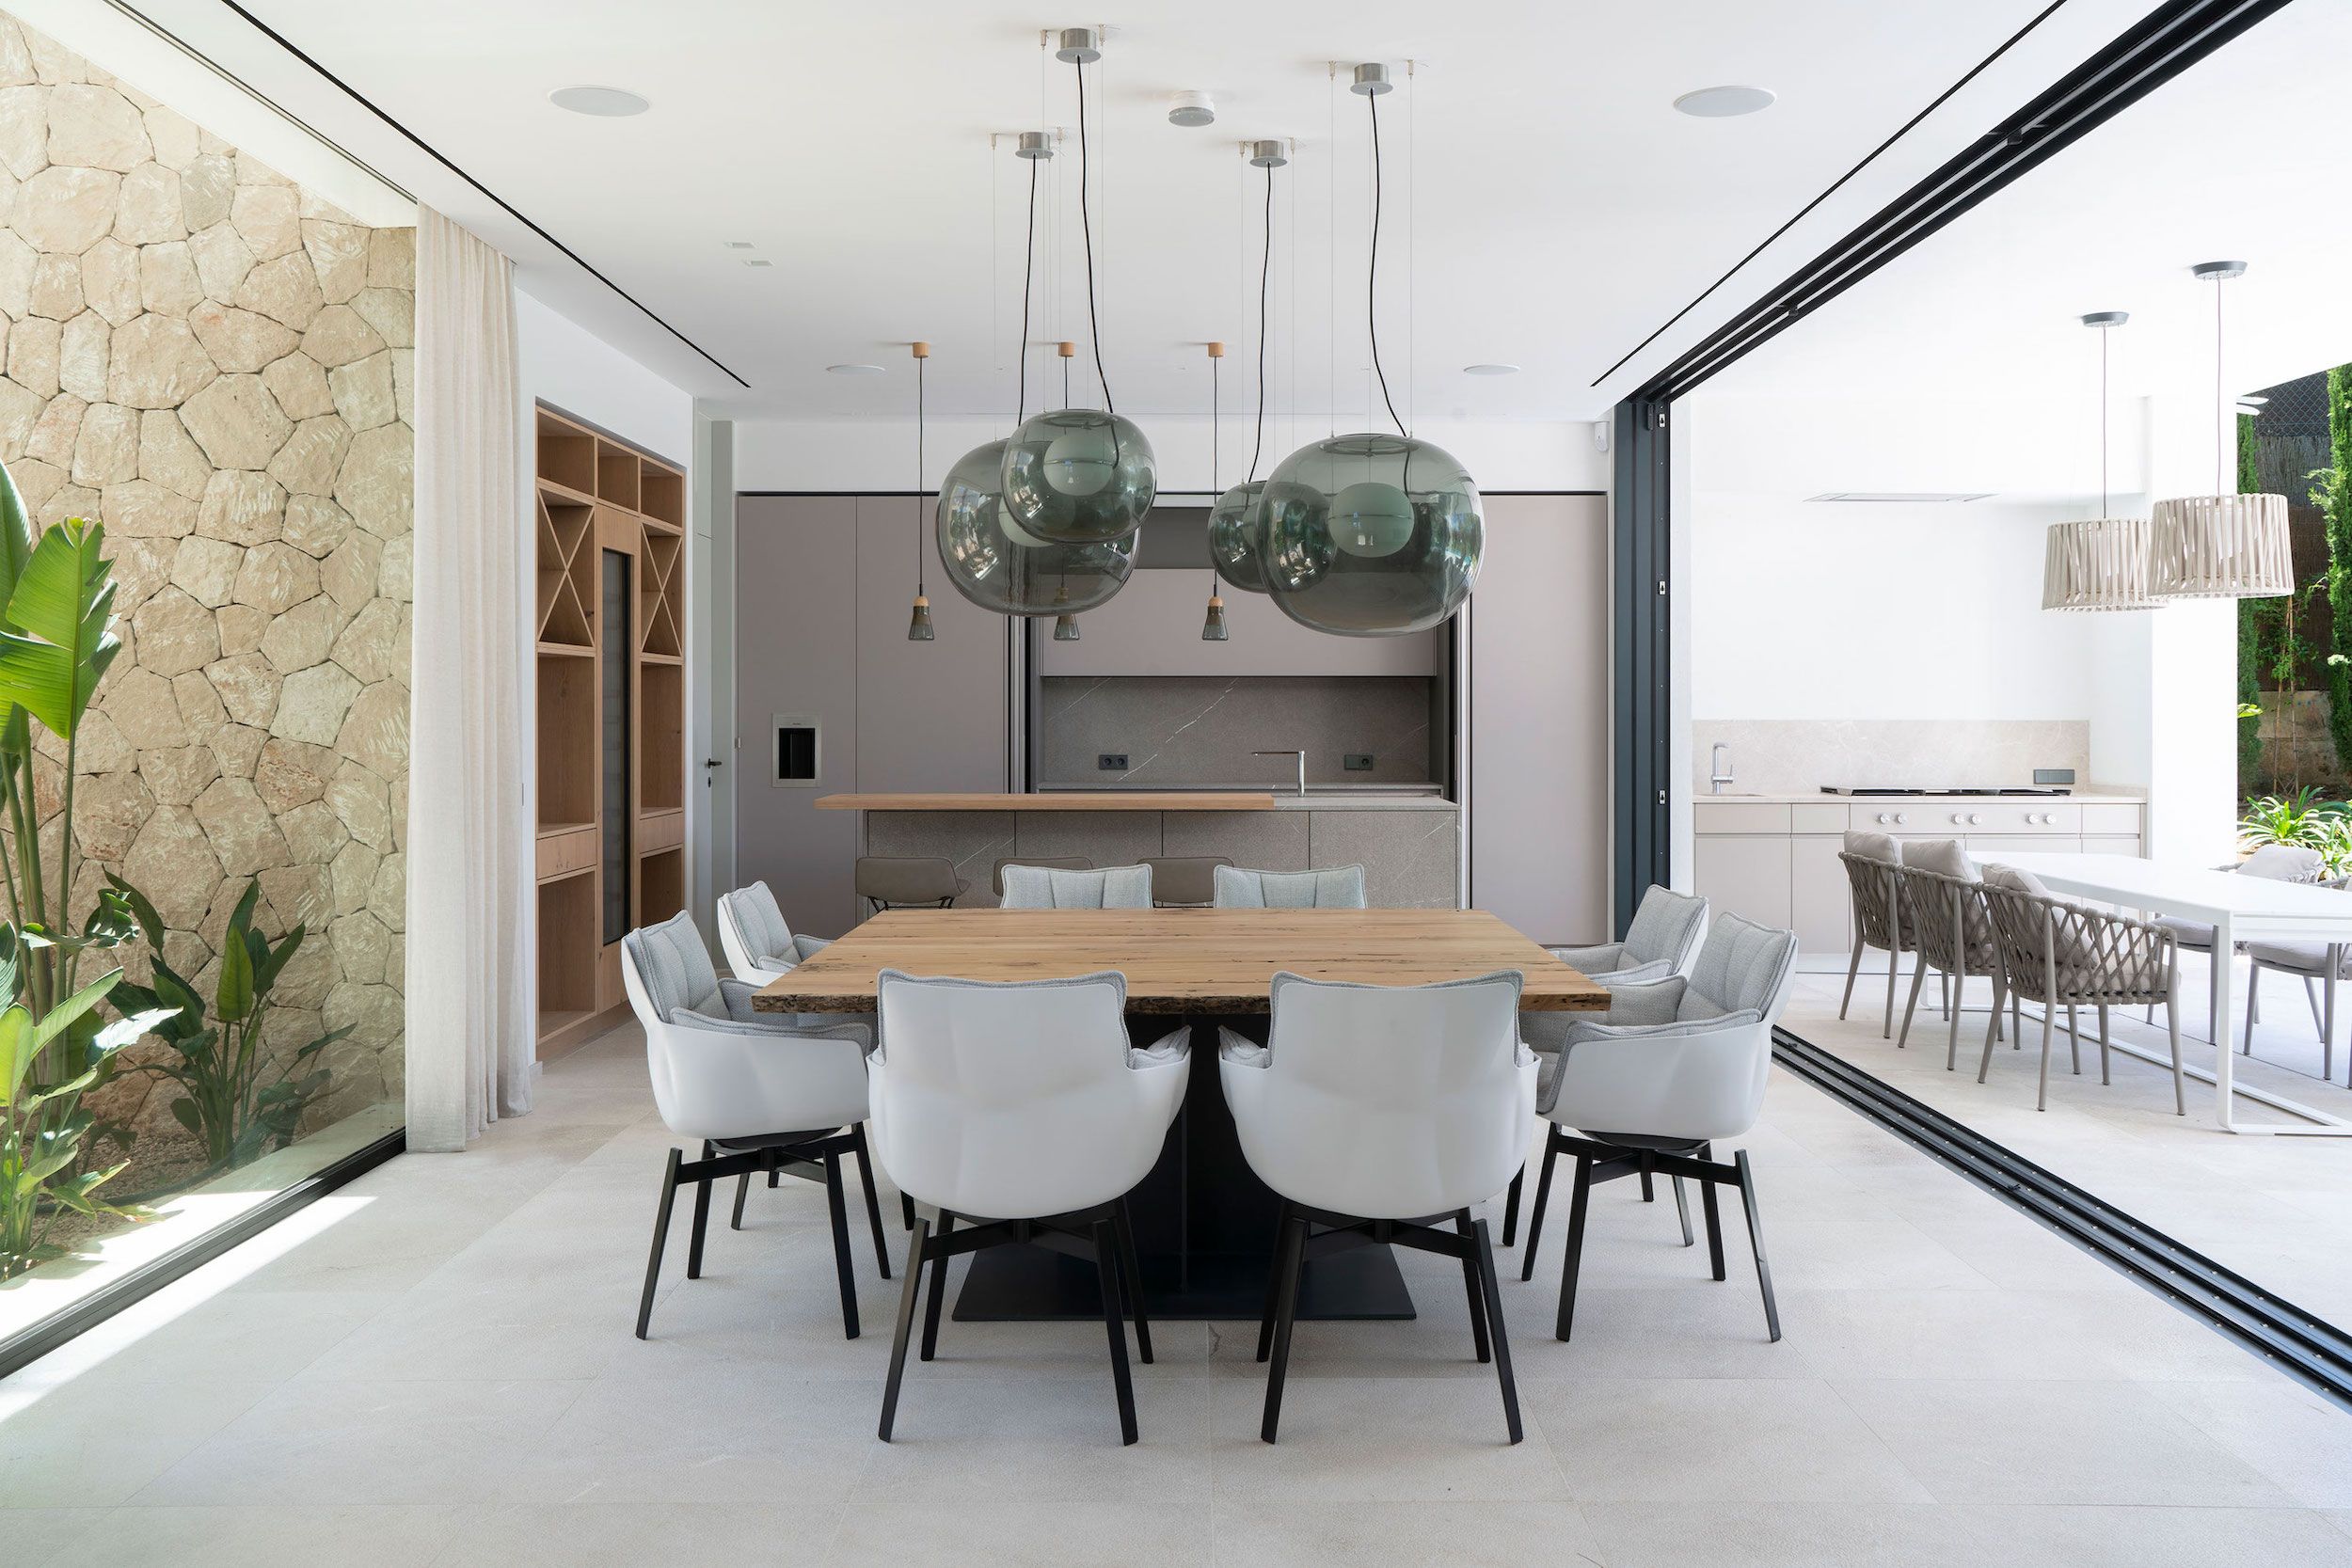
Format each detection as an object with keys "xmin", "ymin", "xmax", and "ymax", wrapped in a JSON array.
[{"xmin": 406, "ymin": 206, "xmax": 532, "ymax": 1149}]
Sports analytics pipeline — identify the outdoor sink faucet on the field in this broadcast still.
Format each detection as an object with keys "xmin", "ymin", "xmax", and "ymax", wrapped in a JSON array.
[
  {"xmin": 1253, "ymin": 749, "xmax": 1307, "ymax": 797},
  {"xmin": 1710, "ymin": 743, "xmax": 1735, "ymax": 795}
]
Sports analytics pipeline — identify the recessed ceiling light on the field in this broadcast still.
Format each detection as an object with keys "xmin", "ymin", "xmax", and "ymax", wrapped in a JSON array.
[
  {"xmin": 827, "ymin": 364, "xmax": 886, "ymax": 375},
  {"xmin": 743, "ymin": 259, "xmax": 772, "ymax": 268},
  {"xmin": 549, "ymin": 85, "xmax": 650, "ymax": 118},
  {"xmin": 1463, "ymin": 363, "xmax": 1519, "ymax": 376},
  {"xmin": 723, "ymin": 241, "xmax": 754, "ymax": 249},
  {"xmin": 1674, "ymin": 85, "xmax": 1776, "ymax": 119}
]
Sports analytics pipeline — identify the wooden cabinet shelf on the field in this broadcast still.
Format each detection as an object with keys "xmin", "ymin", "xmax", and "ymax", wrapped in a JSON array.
[{"xmin": 535, "ymin": 403, "xmax": 689, "ymax": 1055}]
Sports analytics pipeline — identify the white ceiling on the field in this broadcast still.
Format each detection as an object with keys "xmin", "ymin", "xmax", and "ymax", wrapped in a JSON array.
[
  {"xmin": 1699, "ymin": 1, "xmax": 2352, "ymax": 412},
  {"xmin": 37, "ymin": 0, "xmax": 2180, "ymax": 424}
]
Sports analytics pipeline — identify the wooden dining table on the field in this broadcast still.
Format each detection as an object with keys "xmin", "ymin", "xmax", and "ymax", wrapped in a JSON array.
[{"xmin": 755, "ymin": 907, "xmax": 1608, "ymax": 1322}]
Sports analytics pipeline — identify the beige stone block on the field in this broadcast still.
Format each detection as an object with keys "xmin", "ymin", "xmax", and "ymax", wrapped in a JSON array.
[
  {"xmin": 278, "ymin": 799, "xmax": 346, "ymax": 863},
  {"xmin": 18, "ymin": 165, "xmax": 120, "ymax": 253},
  {"xmin": 299, "ymin": 219, "xmax": 367, "ymax": 306},
  {"xmin": 0, "ymin": 24, "xmax": 35, "ymax": 90},
  {"xmin": 171, "ymin": 667, "xmax": 224, "ymax": 732},
  {"xmin": 329, "ymin": 598, "xmax": 403, "ymax": 684},
  {"xmin": 6, "ymin": 452, "xmax": 59, "ymax": 510},
  {"xmin": 258, "ymin": 594, "xmax": 342, "ymax": 673},
  {"xmin": 193, "ymin": 777, "xmax": 289, "ymax": 876},
  {"xmin": 215, "ymin": 602, "xmax": 264, "ymax": 656},
  {"xmin": 374, "ymin": 531, "xmax": 410, "ymax": 603},
  {"xmin": 265, "ymin": 415, "xmax": 348, "ymax": 498},
  {"xmin": 104, "ymin": 663, "xmax": 186, "ymax": 749},
  {"xmin": 129, "ymin": 584, "xmax": 217, "ymax": 675},
  {"xmin": 348, "ymin": 286, "xmax": 410, "ymax": 350},
  {"xmin": 0, "ymin": 230, "xmax": 37, "ymax": 318},
  {"xmin": 0, "ymin": 377, "xmax": 37, "ymax": 457},
  {"xmin": 102, "ymin": 477, "xmax": 199, "ymax": 542},
  {"xmin": 233, "ymin": 150, "xmax": 290, "ymax": 188},
  {"xmin": 27, "ymin": 251, "xmax": 78, "ymax": 318},
  {"xmin": 167, "ymin": 533, "xmax": 240, "ymax": 606},
  {"xmin": 136, "ymin": 239, "xmax": 200, "ymax": 318},
  {"xmin": 202, "ymin": 651, "xmax": 278, "ymax": 728},
  {"xmin": 56, "ymin": 308, "xmax": 105, "ymax": 400},
  {"xmin": 325, "ymin": 978, "xmax": 401, "ymax": 1048},
  {"xmin": 178, "ymin": 151, "xmax": 232, "ymax": 232},
  {"xmin": 179, "ymin": 372, "xmax": 290, "ymax": 467},
  {"xmin": 211, "ymin": 721, "xmax": 263, "ymax": 779},
  {"xmin": 35, "ymin": 479, "xmax": 95, "ymax": 528},
  {"xmin": 135, "ymin": 409, "xmax": 207, "ymax": 499},
  {"xmin": 281, "ymin": 493, "xmax": 350, "ymax": 558},
  {"xmin": 185, "ymin": 217, "xmax": 251, "ymax": 296},
  {"xmin": 76, "ymin": 235, "xmax": 136, "ymax": 324},
  {"xmin": 257, "ymin": 864, "xmax": 328, "ymax": 934},
  {"xmin": 388, "ymin": 774, "xmax": 404, "ymax": 852},
  {"xmin": 255, "ymin": 736, "xmax": 333, "ymax": 812},
  {"xmin": 24, "ymin": 391, "xmax": 82, "ymax": 467},
  {"xmin": 331, "ymin": 423, "xmax": 406, "ymax": 535},
  {"xmin": 338, "ymin": 678, "xmax": 406, "ymax": 782},
  {"xmin": 69, "ymin": 398, "xmax": 135, "ymax": 485},
  {"xmin": 321, "ymin": 529, "xmax": 381, "ymax": 612},
  {"xmin": 48, "ymin": 83, "xmax": 148, "ymax": 172},
  {"xmin": 231, "ymin": 539, "xmax": 319, "ymax": 614},
  {"xmin": 365, "ymin": 228, "xmax": 413, "ymax": 290},
  {"xmin": 8, "ymin": 312, "xmax": 58, "ymax": 396},
  {"xmin": 299, "ymin": 303, "xmax": 382, "ymax": 370},
  {"xmin": 24, "ymin": 34, "xmax": 82, "ymax": 87},
  {"xmin": 187, "ymin": 300, "xmax": 294, "ymax": 373},
  {"xmin": 326, "ymin": 910, "xmax": 390, "ymax": 985},
  {"xmin": 104, "ymin": 314, "xmax": 215, "ymax": 408},
  {"xmin": 326, "ymin": 353, "xmax": 398, "ymax": 436},
  {"xmin": 260, "ymin": 350, "xmax": 331, "ymax": 420},
  {"xmin": 112, "ymin": 162, "xmax": 181, "ymax": 245},
  {"xmin": 326, "ymin": 760, "xmax": 390, "ymax": 851},
  {"xmin": 195, "ymin": 468, "xmax": 284, "ymax": 546},
  {"xmin": 233, "ymin": 249, "xmax": 321, "ymax": 331},
  {"xmin": 229, "ymin": 182, "xmax": 298, "ymax": 261},
  {"xmin": 328, "ymin": 837, "xmax": 377, "ymax": 916},
  {"xmin": 106, "ymin": 533, "xmax": 172, "ymax": 611},
  {"xmin": 139, "ymin": 744, "xmax": 217, "ymax": 807},
  {"xmin": 72, "ymin": 769, "xmax": 152, "ymax": 862},
  {"xmin": 0, "ymin": 84, "xmax": 47, "ymax": 181},
  {"xmin": 389, "ymin": 347, "xmax": 412, "ymax": 426},
  {"xmin": 368, "ymin": 849, "xmax": 404, "ymax": 929},
  {"xmin": 142, "ymin": 103, "xmax": 198, "ymax": 171},
  {"xmin": 270, "ymin": 662, "xmax": 356, "ymax": 745}
]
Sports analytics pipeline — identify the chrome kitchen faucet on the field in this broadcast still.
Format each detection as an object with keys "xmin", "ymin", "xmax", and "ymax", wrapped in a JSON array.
[{"xmin": 1253, "ymin": 750, "xmax": 1308, "ymax": 797}]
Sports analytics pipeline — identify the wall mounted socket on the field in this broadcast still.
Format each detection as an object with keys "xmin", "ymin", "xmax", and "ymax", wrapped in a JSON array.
[
  {"xmin": 1343, "ymin": 753, "xmax": 1375, "ymax": 771},
  {"xmin": 1098, "ymin": 752, "xmax": 1129, "ymax": 771}
]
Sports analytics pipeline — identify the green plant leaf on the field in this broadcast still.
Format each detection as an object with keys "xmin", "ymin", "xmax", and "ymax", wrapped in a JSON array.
[
  {"xmin": 0, "ymin": 517, "xmax": 119, "ymax": 739},
  {"xmin": 169, "ymin": 1096, "xmax": 199, "ymax": 1133},
  {"xmin": 103, "ymin": 871, "xmax": 167, "ymax": 949},
  {"xmin": 226, "ymin": 879, "xmax": 261, "ymax": 944},
  {"xmin": 215, "ymin": 927, "xmax": 253, "ymax": 1023},
  {"xmin": 258, "ymin": 924, "xmax": 304, "ymax": 992},
  {"xmin": 33, "ymin": 970, "xmax": 120, "ymax": 1051}
]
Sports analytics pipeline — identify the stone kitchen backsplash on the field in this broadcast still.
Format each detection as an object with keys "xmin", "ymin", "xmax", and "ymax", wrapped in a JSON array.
[
  {"xmin": 1691, "ymin": 720, "xmax": 2091, "ymax": 795},
  {"xmin": 1040, "ymin": 675, "xmax": 1438, "ymax": 787}
]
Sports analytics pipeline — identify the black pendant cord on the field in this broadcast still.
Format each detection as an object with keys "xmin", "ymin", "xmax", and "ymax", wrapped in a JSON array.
[
  {"xmin": 1075, "ymin": 57, "xmax": 1114, "ymax": 413},
  {"xmin": 1367, "ymin": 92, "xmax": 1406, "ymax": 440},
  {"xmin": 1248, "ymin": 161, "xmax": 1273, "ymax": 484},
  {"xmin": 1016, "ymin": 154, "xmax": 1039, "ymax": 427},
  {"xmin": 915, "ymin": 353, "xmax": 926, "ymax": 597}
]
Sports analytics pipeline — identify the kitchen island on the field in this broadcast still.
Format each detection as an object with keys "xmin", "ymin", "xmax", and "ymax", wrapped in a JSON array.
[{"xmin": 818, "ymin": 790, "xmax": 1462, "ymax": 909}]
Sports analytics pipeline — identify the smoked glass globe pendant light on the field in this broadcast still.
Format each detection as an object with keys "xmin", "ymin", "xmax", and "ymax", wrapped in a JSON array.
[
  {"xmin": 1260, "ymin": 63, "xmax": 1482, "ymax": 638},
  {"xmin": 1210, "ymin": 140, "xmax": 1289, "ymax": 597},
  {"xmin": 2150, "ymin": 261, "xmax": 2292, "ymax": 599},
  {"xmin": 2042, "ymin": 313, "xmax": 2156, "ymax": 611},
  {"xmin": 999, "ymin": 30, "xmax": 1157, "ymax": 547}
]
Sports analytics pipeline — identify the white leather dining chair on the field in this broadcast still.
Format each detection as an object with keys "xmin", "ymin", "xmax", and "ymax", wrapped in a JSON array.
[
  {"xmin": 870, "ymin": 970, "xmax": 1189, "ymax": 1447},
  {"xmin": 620, "ymin": 912, "xmax": 891, "ymax": 1341},
  {"xmin": 997, "ymin": 863, "xmax": 1154, "ymax": 910},
  {"xmin": 1211, "ymin": 863, "xmax": 1368, "ymax": 909},
  {"xmin": 716, "ymin": 879, "xmax": 832, "ymax": 988},
  {"xmin": 1220, "ymin": 971, "xmax": 1533, "ymax": 1444}
]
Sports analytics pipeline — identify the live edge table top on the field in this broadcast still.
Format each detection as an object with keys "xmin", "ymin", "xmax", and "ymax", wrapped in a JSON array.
[{"xmin": 751, "ymin": 907, "xmax": 1612, "ymax": 1016}]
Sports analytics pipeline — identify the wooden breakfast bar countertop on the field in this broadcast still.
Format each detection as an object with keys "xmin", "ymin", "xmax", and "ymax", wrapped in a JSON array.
[{"xmin": 816, "ymin": 791, "xmax": 1278, "ymax": 811}]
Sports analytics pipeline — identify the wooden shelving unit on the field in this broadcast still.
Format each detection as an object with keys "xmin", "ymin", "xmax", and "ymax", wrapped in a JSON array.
[{"xmin": 533, "ymin": 404, "xmax": 689, "ymax": 1059}]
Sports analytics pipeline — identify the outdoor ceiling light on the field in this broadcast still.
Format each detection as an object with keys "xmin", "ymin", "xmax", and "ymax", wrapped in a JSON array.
[
  {"xmin": 2043, "ymin": 312, "xmax": 2157, "ymax": 611},
  {"xmin": 2151, "ymin": 262, "xmax": 2292, "ymax": 599},
  {"xmin": 549, "ymin": 85, "xmax": 649, "ymax": 117}
]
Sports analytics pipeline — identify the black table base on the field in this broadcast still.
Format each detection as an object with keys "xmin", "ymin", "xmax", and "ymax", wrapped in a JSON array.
[{"xmin": 952, "ymin": 1012, "xmax": 1417, "ymax": 1323}]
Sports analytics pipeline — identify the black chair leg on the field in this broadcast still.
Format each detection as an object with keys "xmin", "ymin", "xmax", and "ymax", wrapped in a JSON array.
[
  {"xmin": 822, "ymin": 1148, "xmax": 860, "ymax": 1339},
  {"xmin": 686, "ymin": 1141, "xmax": 714, "ymax": 1280},
  {"xmin": 1519, "ymin": 1132, "xmax": 1560, "ymax": 1282},
  {"xmin": 1501, "ymin": 1166, "xmax": 1522, "ymax": 1247},
  {"xmin": 899, "ymin": 1192, "xmax": 916, "ymax": 1230},
  {"xmin": 730, "ymin": 1170, "xmax": 750, "ymax": 1230},
  {"xmin": 1672, "ymin": 1174, "xmax": 1693, "ymax": 1247},
  {"xmin": 1554, "ymin": 1152, "xmax": 1595, "ymax": 1341},
  {"xmin": 878, "ymin": 1217, "xmax": 930, "ymax": 1441},
  {"xmin": 850, "ymin": 1124, "xmax": 891, "ymax": 1280},
  {"xmin": 634, "ymin": 1148, "xmax": 682, "ymax": 1339},
  {"xmin": 920, "ymin": 1211, "xmax": 955, "ymax": 1361},
  {"xmin": 1701, "ymin": 1168, "xmax": 1727, "ymax": 1283},
  {"xmin": 1736, "ymin": 1150, "xmax": 1782, "ymax": 1343},
  {"xmin": 1639, "ymin": 1158, "xmax": 1656, "ymax": 1203},
  {"xmin": 1454, "ymin": 1210, "xmax": 1490, "ymax": 1365},
  {"xmin": 1091, "ymin": 1218, "xmax": 1139, "ymax": 1446},
  {"xmin": 1256, "ymin": 1200, "xmax": 1294, "ymax": 1363},
  {"xmin": 1113, "ymin": 1197, "xmax": 1153, "ymax": 1365},
  {"xmin": 1260, "ymin": 1211, "xmax": 1310, "ymax": 1443},
  {"xmin": 1470, "ymin": 1216, "xmax": 1522, "ymax": 1444}
]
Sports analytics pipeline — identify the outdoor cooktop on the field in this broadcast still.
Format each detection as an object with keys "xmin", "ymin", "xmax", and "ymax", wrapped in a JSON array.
[{"xmin": 1820, "ymin": 786, "xmax": 2073, "ymax": 797}]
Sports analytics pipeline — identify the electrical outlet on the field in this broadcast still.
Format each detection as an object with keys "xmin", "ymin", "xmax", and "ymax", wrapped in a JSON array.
[
  {"xmin": 1098, "ymin": 752, "xmax": 1129, "ymax": 771},
  {"xmin": 1343, "ymin": 753, "xmax": 1375, "ymax": 771}
]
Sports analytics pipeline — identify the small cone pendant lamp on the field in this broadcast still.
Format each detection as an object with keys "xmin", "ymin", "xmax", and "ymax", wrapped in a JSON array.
[
  {"xmin": 1202, "ymin": 341, "xmax": 1230, "ymax": 640},
  {"xmin": 907, "ymin": 341, "xmax": 935, "ymax": 640},
  {"xmin": 2151, "ymin": 262, "xmax": 2291, "ymax": 599},
  {"xmin": 2043, "ymin": 312, "xmax": 2155, "ymax": 611}
]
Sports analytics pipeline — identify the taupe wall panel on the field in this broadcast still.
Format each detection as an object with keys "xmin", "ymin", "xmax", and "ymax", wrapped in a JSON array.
[{"xmin": 854, "ymin": 496, "xmax": 1007, "ymax": 794}]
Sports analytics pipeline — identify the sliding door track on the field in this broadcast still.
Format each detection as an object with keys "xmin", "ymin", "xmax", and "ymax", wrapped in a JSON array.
[{"xmin": 1774, "ymin": 1029, "xmax": 2352, "ymax": 1412}]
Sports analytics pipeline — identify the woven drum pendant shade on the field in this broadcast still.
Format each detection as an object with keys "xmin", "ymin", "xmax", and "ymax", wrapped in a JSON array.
[
  {"xmin": 2150, "ymin": 492, "xmax": 2293, "ymax": 599},
  {"xmin": 2042, "ymin": 516, "xmax": 2158, "ymax": 610}
]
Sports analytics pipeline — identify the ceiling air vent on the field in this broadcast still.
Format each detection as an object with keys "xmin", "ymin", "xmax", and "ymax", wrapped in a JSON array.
[{"xmin": 1805, "ymin": 492, "xmax": 1994, "ymax": 503}]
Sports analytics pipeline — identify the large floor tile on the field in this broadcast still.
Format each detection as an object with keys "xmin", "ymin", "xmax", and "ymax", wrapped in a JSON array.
[
  {"xmin": 1206, "ymin": 1376, "xmax": 1565, "ymax": 1503},
  {"xmin": 2148, "ymin": 1378, "xmax": 2352, "ymax": 1508},
  {"xmin": 0, "ymin": 1376, "xmax": 278, "ymax": 1507},
  {"xmin": 828, "ymin": 1498, "xmax": 1208, "ymax": 1568},
  {"xmin": 1581, "ymin": 1500, "xmax": 1983, "ymax": 1568},
  {"xmin": 855, "ymin": 1373, "xmax": 1210, "ymax": 1507},
  {"xmin": 513, "ymin": 1367, "xmax": 878, "ymax": 1505},
  {"xmin": 36, "ymin": 1504, "xmax": 467, "ymax": 1568},
  {"xmin": 1211, "ymin": 1497, "xmax": 1598, "ymax": 1568},
  {"xmin": 1953, "ymin": 1502, "xmax": 2352, "ymax": 1566},
  {"xmin": 431, "ymin": 1502, "xmax": 842, "ymax": 1567}
]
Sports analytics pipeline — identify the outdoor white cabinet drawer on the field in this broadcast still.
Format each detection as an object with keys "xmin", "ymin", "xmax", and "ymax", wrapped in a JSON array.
[
  {"xmin": 1695, "ymin": 801, "xmax": 1791, "ymax": 834},
  {"xmin": 1693, "ymin": 835, "xmax": 1791, "ymax": 930},
  {"xmin": 2081, "ymin": 803, "xmax": 2142, "ymax": 836},
  {"xmin": 2081, "ymin": 836, "xmax": 2143, "ymax": 857},
  {"xmin": 1983, "ymin": 803, "xmax": 2080, "ymax": 834},
  {"xmin": 1965, "ymin": 834, "xmax": 2084, "ymax": 856},
  {"xmin": 1788, "ymin": 834, "xmax": 1851, "ymax": 957},
  {"xmin": 1789, "ymin": 802, "xmax": 1846, "ymax": 833}
]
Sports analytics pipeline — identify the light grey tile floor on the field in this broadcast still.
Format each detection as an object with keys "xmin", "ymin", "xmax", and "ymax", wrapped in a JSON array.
[{"xmin": 6, "ymin": 1014, "xmax": 2352, "ymax": 1565}]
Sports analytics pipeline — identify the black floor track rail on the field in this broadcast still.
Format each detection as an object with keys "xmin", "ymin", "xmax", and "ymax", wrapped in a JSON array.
[{"xmin": 1774, "ymin": 1028, "xmax": 2352, "ymax": 1412}]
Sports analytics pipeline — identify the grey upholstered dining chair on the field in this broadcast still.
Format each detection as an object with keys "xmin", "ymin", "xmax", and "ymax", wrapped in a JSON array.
[
  {"xmin": 1891, "ymin": 845, "xmax": 2007, "ymax": 1067},
  {"xmin": 993, "ymin": 855, "xmax": 1089, "ymax": 899},
  {"xmin": 1211, "ymin": 864, "xmax": 1368, "ymax": 910},
  {"xmin": 998, "ymin": 863, "xmax": 1154, "ymax": 910},
  {"xmin": 1979, "ymin": 864, "xmax": 2185, "ymax": 1115},
  {"xmin": 716, "ymin": 879, "xmax": 832, "ymax": 988},
  {"xmin": 1142, "ymin": 855, "xmax": 1232, "ymax": 908},
  {"xmin": 856, "ymin": 856, "xmax": 969, "ymax": 914},
  {"xmin": 1837, "ymin": 832, "xmax": 1915, "ymax": 1039}
]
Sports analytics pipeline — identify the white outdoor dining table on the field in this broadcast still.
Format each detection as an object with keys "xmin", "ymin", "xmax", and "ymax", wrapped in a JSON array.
[{"xmin": 1992, "ymin": 851, "xmax": 2352, "ymax": 1135}]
